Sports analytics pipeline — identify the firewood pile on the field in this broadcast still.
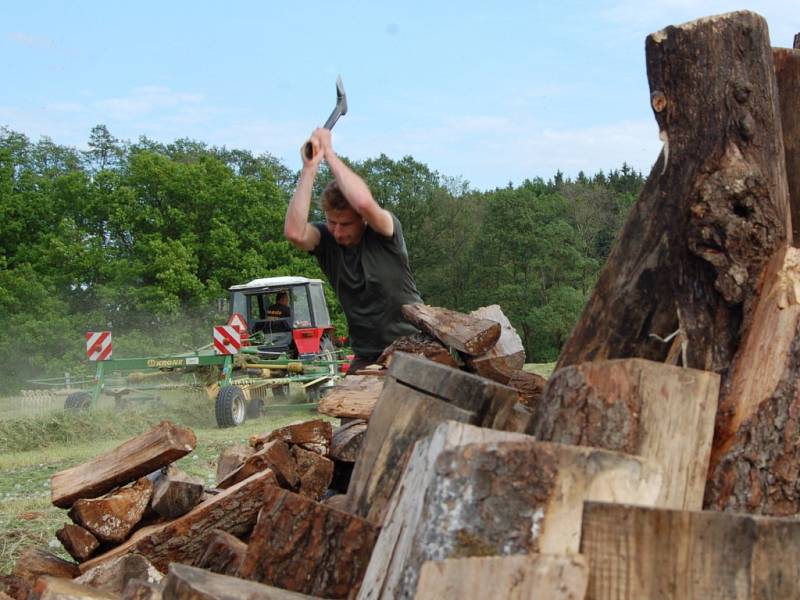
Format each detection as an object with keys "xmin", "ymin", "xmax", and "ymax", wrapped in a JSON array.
[{"xmin": 3, "ymin": 10, "xmax": 800, "ymax": 600}]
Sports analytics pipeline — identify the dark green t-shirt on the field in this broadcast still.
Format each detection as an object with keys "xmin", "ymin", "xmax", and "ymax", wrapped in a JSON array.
[{"xmin": 311, "ymin": 213, "xmax": 422, "ymax": 357}]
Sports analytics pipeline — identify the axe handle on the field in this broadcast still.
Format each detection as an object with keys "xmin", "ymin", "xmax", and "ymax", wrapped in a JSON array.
[{"xmin": 303, "ymin": 107, "xmax": 344, "ymax": 160}]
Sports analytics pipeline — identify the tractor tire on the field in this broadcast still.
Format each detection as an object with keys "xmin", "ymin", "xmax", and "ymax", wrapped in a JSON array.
[
  {"xmin": 272, "ymin": 384, "xmax": 290, "ymax": 402},
  {"xmin": 215, "ymin": 385, "xmax": 247, "ymax": 428},
  {"xmin": 64, "ymin": 391, "xmax": 91, "ymax": 411},
  {"xmin": 246, "ymin": 398, "xmax": 264, "ymax": 419}
]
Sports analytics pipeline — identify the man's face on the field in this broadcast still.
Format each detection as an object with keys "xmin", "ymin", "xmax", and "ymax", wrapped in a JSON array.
[{"xmin": 325, "ymin": 208, "xmax": 366, "ymax": 246}]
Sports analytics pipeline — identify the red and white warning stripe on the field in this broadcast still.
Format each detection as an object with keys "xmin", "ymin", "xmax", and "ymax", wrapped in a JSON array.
[
  {"xmin": 213, "ymin": 325, "xmax": 241, "ymax": 355},
  {"xmin": 86, "ymin": 331, "xmax": 112, "ymax": 361}
]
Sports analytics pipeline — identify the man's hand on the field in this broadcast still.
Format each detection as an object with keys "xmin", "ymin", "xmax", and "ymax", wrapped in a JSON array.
[{"xmin": 301, "ymin": 128, "xmax": 329, "ymax": 169}]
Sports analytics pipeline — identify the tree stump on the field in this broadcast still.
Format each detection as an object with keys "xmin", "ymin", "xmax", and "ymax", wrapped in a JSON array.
[{"xmin": 557, "ymin": 11, "xmax": 791, "ymax": 374}]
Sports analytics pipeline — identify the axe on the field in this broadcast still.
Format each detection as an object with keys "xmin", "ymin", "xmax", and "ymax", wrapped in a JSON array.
[{"xmin": 303, "ymin": 75, "xmax": 348, "ymax": 160}]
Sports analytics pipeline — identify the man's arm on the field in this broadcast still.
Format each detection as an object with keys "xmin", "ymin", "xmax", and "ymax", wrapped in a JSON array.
[
  {"xmin": 284, "ymin": 135, "xmax": 324, "ymax": 251},
  {"xmin": 317, "ymin": 129, "xmax": 394, "ymax": 237}
]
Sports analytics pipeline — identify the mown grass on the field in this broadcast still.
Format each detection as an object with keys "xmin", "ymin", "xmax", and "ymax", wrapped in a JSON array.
[{"xmin": 0, "ymin": 383, "xmax": 332, "ymax": 575}]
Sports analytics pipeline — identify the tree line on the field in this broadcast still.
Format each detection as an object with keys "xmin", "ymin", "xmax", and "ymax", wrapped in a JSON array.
[{"xmin": 0, "ymin": 125, "xmax": 644, "ymax": 390}]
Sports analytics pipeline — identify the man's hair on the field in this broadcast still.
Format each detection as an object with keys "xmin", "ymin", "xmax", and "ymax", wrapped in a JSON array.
[{"xmin": 320, "ymin": 180, "xmax": 350, "ymax": 212}]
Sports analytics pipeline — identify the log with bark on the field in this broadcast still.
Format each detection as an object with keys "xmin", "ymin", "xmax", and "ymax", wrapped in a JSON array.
[
  {"xmin": 400, "ymin": 304, "xmax": 501, "ymax": 356},
  {"xmin": 79, "ymin": 470, "xmax": 277, "ymax": 573},
  {"xmin": 68, "ymin": 477, "xmax": 154, "ymax": 544},
  {"xmin": 330, "ymin": 420, "xmax": 367, "ymax": 463},
  {"xmin": 414, "ymin": 554, "xmax": 589, "ymax": 600},
  {"xmin": 56, "ymin": 523, "xmax": 100, "ymax": 562},
  {"xmin": 376, "ymin": 332, "xmax": 460, "ymax": 369},
  {"xmin": 358, "ymin": 421, "xmax": 663, "ymax": 600},
  {"xmin": 238, "ymin": 487, "xmax": 378, "ymax": 599},
  {"xmin": 581, "ymin": 501, "xmax": 800, "ymax": 598},
  {"xmin": 217, "ymin": 439, "xmax": 297, "ymax": 490},
  {"xmin": 163, "ymin": 564, "xmax": 314, "ymax": 600},
  {"xmin": 345, "ymin": 352, "xmax": 518, "ymax": 524},
  {"xmin": 706, "ymin": 246, "xmax": 800, "ymax": 514},
  {"xmin": 291, "ymin": 446, "xmax": 334, "ymax": 501},
  {"xmin": 10, "ymin": 547, "xmax": 79, "ymax": 588},
  {"xmin": 30, "ymin": 576, "xmax": 118, "ymax": 600},
  {"xmin": 532, "ymin": 358, "xmax": 719, "ymax": 510},
  {"xmin": 194, "ymin": 529, "xmax": 248, "ymax": 576},
  {"xmin": 774, "ymin": 47, "xmax": 800, "ymax": 242},
  {"xmin": 149, "ymin": 465, "xmax": 204, "ymax": 519},
  {"xmin": 51, "ymin": 421, "xmax": 196, "ymax": 508},
  {"xmin": 75, "ymin": 554, "xmax": 163, "ymax": 595},
  {"xmin": 556, "ymin": 11, "xmax": 791, "ymax": 374},
  {"xmin": 215, "ymin": 444, "xmax": 254, "ymax": 484},
  {"xmin": 464, "ymin": 304, "xmax": 525, "ymax": 383},
  {"xmin": 506, "ymin": 369, "xmax": 546, "ymax": 408},
  {"xmin": 317, "ymin": 375, "xmax": 384, "ymax": 421},
  {"xmin": 251, "ymin": 419, "xmax": 332, "ymax": 456}
]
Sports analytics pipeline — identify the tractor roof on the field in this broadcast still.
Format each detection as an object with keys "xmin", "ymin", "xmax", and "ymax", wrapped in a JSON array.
[{"xmin": 229, "ymin": 276, "xmax": 323, "ymax": 291}]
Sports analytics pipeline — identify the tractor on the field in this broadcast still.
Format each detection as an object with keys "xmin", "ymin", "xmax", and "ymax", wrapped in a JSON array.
[{"xmin": 41, "ymin": 276, "xmax": 346, "ymax": 428}]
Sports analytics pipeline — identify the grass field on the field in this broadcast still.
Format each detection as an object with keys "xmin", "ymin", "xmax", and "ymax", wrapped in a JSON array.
[
  {"xmin": 0, "ymin": 362, "xmax": 555, "ymax": 576},
  {"xmin": 0, "ymin": 383, "xmax": 327, "ymax": 575}
]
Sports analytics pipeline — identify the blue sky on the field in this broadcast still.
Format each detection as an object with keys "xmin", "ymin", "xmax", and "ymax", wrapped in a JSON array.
[{"xmin": 1, "ymin": 1, "xmax": 796, "ymax": 190}]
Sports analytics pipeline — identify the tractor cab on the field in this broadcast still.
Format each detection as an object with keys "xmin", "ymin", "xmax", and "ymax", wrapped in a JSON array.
[{"xmin": 228, "ymin": 276, "xmax": 335, "ymax": 358}]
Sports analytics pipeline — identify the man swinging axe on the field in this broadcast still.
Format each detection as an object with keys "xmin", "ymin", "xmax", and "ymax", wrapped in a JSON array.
[{"xmin": 284, "ymin": 76, "xmax": 423, "ymax": 373}]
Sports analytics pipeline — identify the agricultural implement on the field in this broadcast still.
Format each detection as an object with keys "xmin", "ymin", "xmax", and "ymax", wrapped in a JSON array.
[{"xmin": 38, "ymin": 276, "xmax": 348, "ymax": 428}]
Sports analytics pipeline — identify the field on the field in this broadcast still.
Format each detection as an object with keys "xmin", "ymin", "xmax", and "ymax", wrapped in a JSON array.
[
  {"xmin": 0, "ymin": 362, "xmax": 555, "ymax": 576},
  {"xmin": 0, "ymin": 384, "xmax": 325, "ymax": 575}
]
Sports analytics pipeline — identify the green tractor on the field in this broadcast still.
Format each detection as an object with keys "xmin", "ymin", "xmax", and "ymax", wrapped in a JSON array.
[{"xmin": 43, "ymin": 277, "xmax": 346, "ymax": 428}]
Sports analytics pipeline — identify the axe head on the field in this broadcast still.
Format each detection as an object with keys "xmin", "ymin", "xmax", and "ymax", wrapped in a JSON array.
[
  {"xmin": 322, "ymin": 75, "xmax": 347, "ymax": 130},
  {"xmin": 335, "ymin": 75, "xmax": 348, "ymax": 116}
]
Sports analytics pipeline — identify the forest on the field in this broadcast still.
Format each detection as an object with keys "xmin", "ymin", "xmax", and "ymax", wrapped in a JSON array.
[{"xmin": 0, "ymin": 124, "xmax": 644, "ymax": 390}]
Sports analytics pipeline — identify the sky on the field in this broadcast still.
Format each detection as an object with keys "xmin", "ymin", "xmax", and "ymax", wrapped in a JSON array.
[{"xmin": 1, "ymin": 1, "xmax": 797, "ymax": 191}]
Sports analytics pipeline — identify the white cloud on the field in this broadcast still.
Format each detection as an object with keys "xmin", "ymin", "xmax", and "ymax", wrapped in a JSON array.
[
  {"xmin": 7, "ymin": 31, "xmax": 55, "ymax": 49},
  {"xmin": 94, "ymin": 86, "xmax": 205, "ymax": 120}
]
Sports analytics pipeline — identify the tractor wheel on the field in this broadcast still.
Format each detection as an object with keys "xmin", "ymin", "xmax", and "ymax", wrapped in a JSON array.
[
  {"xmin": 246, "ymin": 398, "xmax": 264, "ymax": 419},
  {"xmin": 215, "ymin": 385, "xmax": 247, "ymax": 428},
  {"xmin": 272, "ymin": 384, "xmax": 290, "ymax": 402},
  {"xmin": 64, "ymin": 391, "xmax": 91, "ymax": 411}
]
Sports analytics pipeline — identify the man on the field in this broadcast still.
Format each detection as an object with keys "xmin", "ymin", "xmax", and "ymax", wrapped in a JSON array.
[
  {"xmin": 284, "ymin": 128, "xmax": 422, "ymax": 372},
  {"xmin": 267, "ymin": 291, "xmax": 291, "ymax": 319}
]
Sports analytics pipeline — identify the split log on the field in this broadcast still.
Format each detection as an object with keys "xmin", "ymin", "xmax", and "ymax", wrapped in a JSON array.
[
  {"xmin": 774, "ymin": 47, "xmax": 800, "ymax": 242},
  {"xmin": 358, "ymin": 421, "xmax": 663, "ymax": 600},
  {"xmin": 56, "ymin": 523, "xmax": 99, "ymax": 562},
  {"xmin": 465, "ymin": 304, "xmax": 525, "ymax": 383},
  {"xmin": 414, "ymin": 554, "xmax": 589, "ymax": 600},
  {"xmin": 400, "ymin": 304, "xmax": 501, "ymax": 356},
  {"xmin": 122, "ymin": 579, "xmax": 163, "ymax": 600},
  {"xmin": 556, "ymin": 11, "xmax": 791, "ymax": 374},
  {"xmin": 150, "ymin": 465, "xmax": 204, "ymax": 519},
  {"xmin": 30, "ymin": 576, "xmax": 117, "ymax": 600},
  {"xmin": 317, "ymin": 375, "xmax": 384, "ymax": 420},
  {"xmin": 217, "ymin": 440, "xmax": 297, "ymax": 490},
  {"xmin": 581, "ymin": 501, "xmax": 800, "ymax": 599},
  {"xmin": 330, "ymin": 420, "xmax": 367, "ymax": 463},
  {"xmin": 12, "ymin": 547, "xmax": 79, "ymax": 584},
  {"xmin": 346, "ymin": 352, "xmax": 518, "ymax": 524},
  {"xmin": 376, "ymin": 332, "xmax": 460, "ymax": 369},
  {"xmin": 215, "ymin": 444, "xmax": 254, "ymax": 484},
  {"xmin": 51, "ymin": 421, "xmax": 196, "ymax": 508},
  {"xmin": 0, "ymin": 592, "xmax": 15, "ymax": 600},
  {"xmin": 68, "ymin": 477, "xmax": 154, "ymax": 543},
  {"xmin": 79, "ymin": 470, "xmax": 277, "ymax": 573},
  {"xmin": 498, "ymin": 402, "xmax": 535, "ymax": 433},
  {"xmin": 75, "ymin": 554, "xmax": 162, "ymax": 595},
  {"xmin": 163, "ymin": 563, "xmax": 314, "ymax": 600},
  {"xmin": 323, "ymin": 494, "xmax": 349, "ymax": 511},
  {"xmin": 0, "ymin": 576, "xmax": 30, "ymax": 600},
  {"xmin": 292, "ymin": 446, "xmax": 334, "ymax": 500},
  {"xmin": 194, "ymin": 529, "xmax": 247, "ymax": 576},
  {"xmin": 506, "ymin": 369, "xmax": 546, "ymax": 408},
  {"xmin": 239, "ymin": 487, "xmax": 378, "ymax": 599},
  {"xmin": 706, "ymin": 246, "xmax": 800, "ymax": 514},
  {"xmin": 532, "ymin": 358, "xmax": 719, "ymax": 509},
  {"xmin": 251, "ymin": 419, "xmax": 332, "ymax": 456}
]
